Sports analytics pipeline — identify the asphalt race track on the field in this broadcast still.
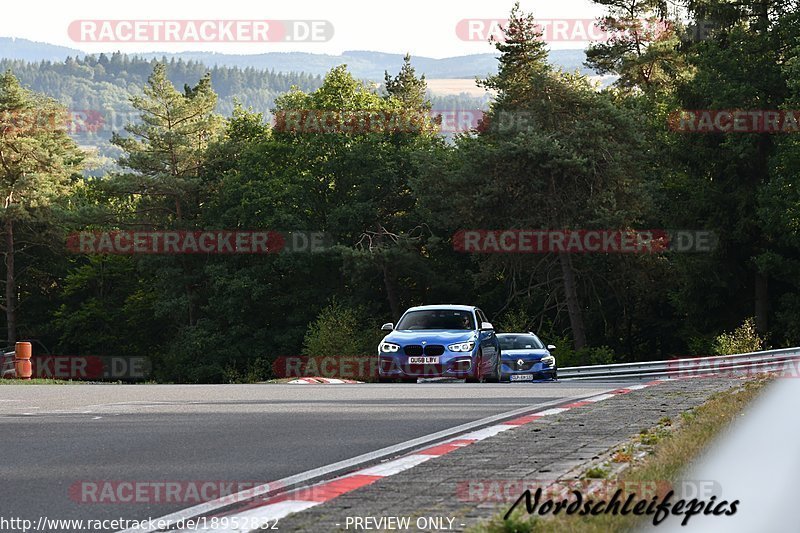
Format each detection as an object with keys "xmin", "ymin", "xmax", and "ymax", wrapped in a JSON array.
[{"xmin": 0, "ymin": 382, "xmax": 622, "ymax": 526}]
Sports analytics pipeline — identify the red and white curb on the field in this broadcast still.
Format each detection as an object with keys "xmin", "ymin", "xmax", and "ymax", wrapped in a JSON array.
[
  {"xmin": 287, "ymin": 377, "xmax": 363, "ymax": 384},
  {"xmin": 178, "ymin": 380, "xmax": 665, "ymax": 532}
]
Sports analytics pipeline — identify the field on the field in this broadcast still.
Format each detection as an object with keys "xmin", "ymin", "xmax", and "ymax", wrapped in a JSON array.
[{"xmin": 426, "ymin": 78, "xmax": 492, "ymax": 97}]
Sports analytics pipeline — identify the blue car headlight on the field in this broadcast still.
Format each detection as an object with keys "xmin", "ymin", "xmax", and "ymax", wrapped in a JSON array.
[
  {"xmin": 448, "ymin": 341, "xmax": 475, "ymax": 352},
  {"xmin": 541, "ymin": 355, "xmax": 555, "ymax": 366},
  {"xmin": 379, "ymin": 341, "xmax": 400, "ymax": 353}
]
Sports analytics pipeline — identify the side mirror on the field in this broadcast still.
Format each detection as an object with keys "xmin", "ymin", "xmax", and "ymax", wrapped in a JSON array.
[
  {"xmin": 381, "ymin": 322, "xmax": 394, "ymax": 331},
  {"xmin": 480, "ymin": 322, "xmax": 494, "ymax": 331},
  {"xmin": 547, "ymin": 344, "xmax": 556, "ymax": 351}
]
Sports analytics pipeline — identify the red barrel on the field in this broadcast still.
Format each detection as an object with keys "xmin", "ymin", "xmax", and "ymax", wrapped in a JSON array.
[{"xmin": 14, "ymin": 342, "xmax": 32, "ymax": 380}]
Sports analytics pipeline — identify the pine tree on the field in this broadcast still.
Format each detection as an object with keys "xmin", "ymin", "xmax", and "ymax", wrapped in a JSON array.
[
  {"xmin": 480, "ymin": 2, "xmax": 550, "ymax": 104},
  {"xmin": 384, "ymin": 54, "xmax": 430, "ymax": 111},
  {"xmin": 0, "ymin": 70, "xmax": 83, "ymax": 343},
  {"xmin": 111, "ymin": 62, "xmax": 221, "ymax": 222}
]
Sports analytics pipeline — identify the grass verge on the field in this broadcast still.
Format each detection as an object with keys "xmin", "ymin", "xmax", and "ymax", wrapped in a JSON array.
[
  {"xmin": 0, "ymin": 378, "xmax": 84, "ymax": 384},
  {"xmin": 474, "ymin": 376, "xmax": 771, "ymax": 533}
]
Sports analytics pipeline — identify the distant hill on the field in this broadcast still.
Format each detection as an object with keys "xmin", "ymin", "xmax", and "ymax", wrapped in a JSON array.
[
  {"xmin": 0, "ymin": 53, "xmax": 325, "ymax": 175},
  {"xmin": 0, "ymin": 37, "xmax": 594, "ymax": 80},
  {"xmin": 0, "ymin": 37, "xmax": 83, "ymax": 62},
  {"xmin": 129, "ymin": 49, "xmax": 592, "ymax": 79}
]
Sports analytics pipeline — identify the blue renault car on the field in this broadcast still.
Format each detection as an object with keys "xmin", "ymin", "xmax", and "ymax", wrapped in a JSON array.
[
  {"xmin": 497, "ymin": 332, "xmax": 557, "ymax": 382},
  {"xmin": 377, "ymin": 305, "xmax": 501, "ymax": 383}
]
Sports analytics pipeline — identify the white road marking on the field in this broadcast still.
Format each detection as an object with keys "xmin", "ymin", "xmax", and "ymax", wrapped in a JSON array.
[
  {"xmin": 536, "ymin": 407, "xmax": 570, "ymax": 416},
  {"xmin": 456, "ymin": 424, "xmax": 514, "ymax": 441},
  {"xmin": 355, "ymin": 454, "xmax": 432, "ymax": 477},
  {"xmin": 584, "ymin": 393, "xmax": 617, "ymax": 402}
]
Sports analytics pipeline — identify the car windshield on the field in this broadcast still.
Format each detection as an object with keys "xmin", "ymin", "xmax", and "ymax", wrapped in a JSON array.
[
  {"xmin": 396, "ymin": 310, "xmax": 475, "ymax": 330},
  {"xmin": 498, "ymin": 334, "xmax": 544, "ymax": 350}
]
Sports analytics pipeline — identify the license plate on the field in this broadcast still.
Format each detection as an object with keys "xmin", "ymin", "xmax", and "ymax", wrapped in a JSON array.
[
  {"xmin": 510, "ymin": 374, "xmax": 533, "ymax": 381},
  {"xmin": 408, "ymin": 356, "xmax": 439, "ymax": 364}
]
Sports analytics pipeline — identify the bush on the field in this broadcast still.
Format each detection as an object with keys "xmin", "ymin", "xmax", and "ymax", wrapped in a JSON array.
[
  {"xmin": 687, "ymin": 335, "xmax": 714, "ymax": 356},
  {"xmin": 495, "ymin": 307, "xmax": 533, "ymax": 333},
  {"xmin": 525, "ymin": 332, "xmax": 617, "ymax": 368},
  {"xmin": 712, "ymin": 317, "xmax": 764, "ymax": 355},
  {"xmin": 302, "ymin": 300, "xmax": 383, "ymax": 357},
  {"xmin": 224, "ymin": 357, "xmax": 271, "ymax": 383},
  {"xmin": 300, "ymin": 301, "xmax": 385, "ymax": 382},
  {"xmin": 156, "ymin": 325, "xmax": 227, "ymax": 383},
  {"xmin": 554, "ymin": 344, "xmax": 616, "ymax": 368}
]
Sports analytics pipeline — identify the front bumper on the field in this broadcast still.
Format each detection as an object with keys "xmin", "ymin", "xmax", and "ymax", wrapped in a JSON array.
[
  {"xmin": 500, "ymin": 360, "xmax": 557, "ymax": 381},
  {"xmin": 378, "ymin": 351, "xmax": 477, "ymax": 378}
]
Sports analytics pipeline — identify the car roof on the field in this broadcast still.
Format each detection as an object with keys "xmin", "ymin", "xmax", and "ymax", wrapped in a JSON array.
[
  {"xmin": 403, "ymin": 304, "xmax": 476, "ymax": 312},
  {"xmin": 497, "ymin": 332, "xmax": 538, "ymax": 336}
]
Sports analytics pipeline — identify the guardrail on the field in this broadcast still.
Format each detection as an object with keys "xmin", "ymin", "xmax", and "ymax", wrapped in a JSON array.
[
  {"xmin": 558, "ymin": 347, "xmax": 800, "ymax": 380},
  {"xmin": 1, "ymin": 348, "xmax": 15, "ymax": 378}
]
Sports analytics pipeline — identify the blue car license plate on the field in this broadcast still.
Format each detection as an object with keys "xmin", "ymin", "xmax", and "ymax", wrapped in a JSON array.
[{"xmin": 408, "ymin": 356, "xmax": 439, "ymax": 364}]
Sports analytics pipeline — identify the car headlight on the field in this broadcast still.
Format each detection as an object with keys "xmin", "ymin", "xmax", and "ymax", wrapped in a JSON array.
[
  {"xmin": 379, "ymin": 342, "xmax": 400, "ymax": 353},
  {"xmin": 542, "ymin": 355, "xmax": 555, "ymax": 366},
  {"xmin": 448, "ymin": 341, "xmax": 476, "ymax": 352}
]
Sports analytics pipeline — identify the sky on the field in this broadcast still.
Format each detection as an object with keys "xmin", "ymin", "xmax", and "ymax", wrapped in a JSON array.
[{"xmin": 4, "ymin": 0, "xmax": 608, "ymax": 58}]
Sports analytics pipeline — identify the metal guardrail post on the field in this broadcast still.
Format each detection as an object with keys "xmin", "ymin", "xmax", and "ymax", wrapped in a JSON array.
[{"xmin": 1, "ymin": 349, "xmax": 16, "ymax": 378}]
